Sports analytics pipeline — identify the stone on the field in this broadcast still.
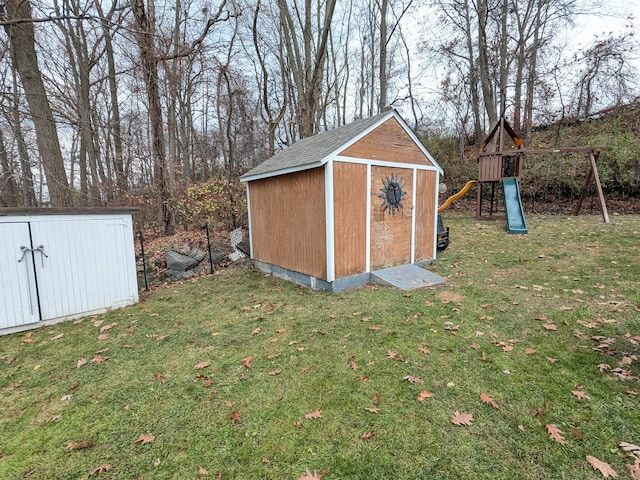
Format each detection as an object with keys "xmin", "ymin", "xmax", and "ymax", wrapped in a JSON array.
[
  {"xmin": 188, "ymin": 247, "xmax": 206, "ymax": 262},
  {"xmin": 165, "ymin": 249, "xmax": 198, "ymax": 272},
  {"xmin": 210, "ymin": 252, "xmax": 226, "ymax": 265}
]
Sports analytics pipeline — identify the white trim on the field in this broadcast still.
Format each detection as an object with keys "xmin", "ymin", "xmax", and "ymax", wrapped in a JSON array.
[
  {"xmin": 365, "ymin": 163, "xmax": 371, "ymax": 273},
  {"xmin": 325, "ymin": 160, "xmax": 335, "ymax": 282},
  {"xmin": 433, "ymin": 172, "xmax": 441, "ymax": 259},
  {"xmin": 334, "ymin": 155, "xmax": 440, "ymax": 172},
  {"xmin": 240, "ymin": 161, "xmax": 324, "ymax": 183},
  {"xmin": 411, "ymin": 168, "xmax": 417, "ymax": 264},
  {"xmin": 246, "ymin": 183, "xmax": 253, "ymax": 258}
]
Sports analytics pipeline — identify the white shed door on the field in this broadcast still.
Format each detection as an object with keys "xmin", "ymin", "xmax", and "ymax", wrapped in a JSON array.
[
  {"xmin": 0, "ymin": 223, "xmax": 40, "ymax": 328},
  {"xmin": 30, "ymin": 217, "xmax": 137, "ymax": 321}
]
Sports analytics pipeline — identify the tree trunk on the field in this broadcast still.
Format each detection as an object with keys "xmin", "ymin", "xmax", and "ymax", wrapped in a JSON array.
[
  {"xmin": 477, "ymin": 0, "xmax": 497, "ymax": 130},
  {"xmin": 0, "ymin": 129, "xmax": 21, "ymax": 206},
  {"xmin": 11, "ymin": 68, "xmax": 37, "ymax": 206},
  {"xmin": 131, "ymin": 0, "xmax": 174, "ymax": 234},
  {"xmin": 378, "ymin": 0, "xmax": 388, "ymax": 112},
  {"xmin": 4, "ymin": 0, "xmax": 72, "ymax": 207}
]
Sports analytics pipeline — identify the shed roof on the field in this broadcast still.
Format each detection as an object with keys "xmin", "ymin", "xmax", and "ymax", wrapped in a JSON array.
[{"xmin": 241, "ymin": 109, "xmax": 442, "ymax": 182}]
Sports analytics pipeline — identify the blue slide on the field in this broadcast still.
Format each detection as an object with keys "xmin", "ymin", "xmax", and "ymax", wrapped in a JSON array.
[{"xmin": 502, "ymin": 177, "xmax": 528, "ymax": 234}]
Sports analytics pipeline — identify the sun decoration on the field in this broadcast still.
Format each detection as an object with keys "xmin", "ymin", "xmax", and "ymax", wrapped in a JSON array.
[{"xmin": 378, "ymin": 173, "xmax": 407, "ymax": 216}]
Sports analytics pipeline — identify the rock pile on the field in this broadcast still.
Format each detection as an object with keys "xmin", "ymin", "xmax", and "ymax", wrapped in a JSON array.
[{"xmin": 161, "ymin": 245, "xmax": 226, "ymax": 280}]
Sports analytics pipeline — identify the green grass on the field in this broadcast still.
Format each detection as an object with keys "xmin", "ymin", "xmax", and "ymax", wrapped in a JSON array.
[{"xmin": 1, "ymin": 213, "xmax": 639, "ymax": 479}]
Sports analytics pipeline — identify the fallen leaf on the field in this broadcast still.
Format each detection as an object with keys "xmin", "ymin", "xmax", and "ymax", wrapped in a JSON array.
[
  {"xmin": 230, "ymin": 410, "xmax": 240, "ymax": 422},
  {"xmin": 620, "ymin": 441, "xmax": 640, "ymax": 457},
  {"xmin": 91, "ymin": 355, "xmax": 109, "ymax": 364},
  {"xmin": 364, "ymin": 407, "xmax": 379, "ymax": 413},
  {"xmin": 133, "ymin": 434, "xmax": 155, "ymax": 446},
  {"xmin": 404, "ymin": 375, "xmax": 424, "ymax": 385},
  {"xmin": 61, "ymin": 394, "xmax": 73, "ymax": 402},
  {"xmin": 261, "ymin": 456, "xmax": 270, "ymax": 463},
  {"xmin": 197, "ymin": 467, "xmax": 208, "ymax": 475},
  {"xmin": 546, "ymin": 357, "xmax": 558, "ymax": 363},
  {"xmin": 543, "ymin": 323, "xmax": 557, "ymax": 331},
  {"xmin": 368, "ymin": 325, "xmax": 382, "ymax": 331},
  {"xmin": 525, "ymin": 348, "xmax": 536, "ymax": 354},
  {"xmin": 546, "ymin": 424, "xmax": 566, "ymax": 445},
  {"xmin": 251, "ymin": 327, "xmax": 261, "ymax": 335},
  {"xmin": 294, "ymin": 421, "xmax": 304, "ymax": 428},
  {"xmin": 572, "ymin": 390, "xmax": 591, "ymax": 400},
  {"xmin": 598, "ymin": 364, "xmax": 611, "ymax": 372},
  {"xmin": 480, "ymin": 393, "xmax": 499, "ymax": 409},
  {"xmin": 3, "ymin": 383, "xmax": 20, "ymax": 392},
  {"xmin": 242, "ymin": 356, "xmax": 253, "ymax": 368},
  {"xmin": 571, "ymin": 428, "xmax": 585, "ymax": 439},
  {"xmin": 51, "ymin": 334, "xmax": 64, "ymax": 341},
  {"xmin": 305, "ymin": 409, "xmax": 323, "ymax": 419},
  {"xmin": 586, "ymin": 455, "xmax": 618, "ymax": 478},
  {"xmin": 298, "ymin": 468, "xmax": 328, "ymax": 480},
  {"xmin": 195, "ymin": 362, "xmax": 210, "ymax": 370},
  {"xmin": 451, "ymin": 411, "xmax": 473, "ymax": 426},
  {"xmin": 418, "ymin": 347, "xmax": 430, "ymax": 355},
  {"xmin": 89, "ymin": 464, "xmax": 111, "ymax": 476},
  {"xmin": 76, "ymin": 358, "xmax": 88, "ymax": 368},
  {"xmin": 418, "ymin": 391, "xmax": 435, "ymax": 401},
  {"xmin": 268, "ymin": 370, "xmax": 281, "ymax": 376},
  {"xmin": 44, "ymin": 415, "xmax": 62, "ymax": 423},
  {"xmin": 502, "ymin": 345, "xmax": 513, "ymax": 352},
  {"xmin": 267, "ymin": 353, "xmax": 280, "ymax": 359},
  {"xmin": 361, "ymin": 431, "xmax": 376, "ymax": 439},
  {"xmin": 66, "ymin": 440, "xmax": 94, "ymax": 450}
]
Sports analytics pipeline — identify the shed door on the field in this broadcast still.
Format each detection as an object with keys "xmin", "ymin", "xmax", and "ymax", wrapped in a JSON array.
[
  {"xmin": 0, "ymin": 223, "xmax": 40, "ymax": 328},
  {"xmin": 30, "ymin": 218, "xmax": 135, "ymax": 321},
  {"xmin": 370, "ymin": 166, "xmax": 414, "ymax": 270}
]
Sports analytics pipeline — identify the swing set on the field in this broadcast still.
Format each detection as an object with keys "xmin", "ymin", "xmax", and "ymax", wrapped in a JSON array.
[{"xmin": 476, "ymin": 116, "xmax": 610, "ymax": 225}]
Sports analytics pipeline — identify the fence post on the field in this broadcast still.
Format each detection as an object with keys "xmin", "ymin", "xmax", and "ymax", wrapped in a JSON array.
[{"xmin": 139, "ymin": 231, "xmax": 149, "ymax": 291}]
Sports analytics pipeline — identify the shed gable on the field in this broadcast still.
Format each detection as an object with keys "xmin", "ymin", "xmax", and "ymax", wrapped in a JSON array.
[{"xmin": 339, "ymin": 117, "xmax": 433, "ymax": 166}]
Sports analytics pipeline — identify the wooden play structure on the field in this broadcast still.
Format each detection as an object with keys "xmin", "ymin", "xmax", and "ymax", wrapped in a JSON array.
[{"xmin": 476, "ymin": 117, "xmax": 610, "ymax": 230}]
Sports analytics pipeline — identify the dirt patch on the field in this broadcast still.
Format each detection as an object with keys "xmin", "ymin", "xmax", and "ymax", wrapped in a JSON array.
[{"xmin": 438, "ymin": 291, "xmax": 465, "ymax": 304}]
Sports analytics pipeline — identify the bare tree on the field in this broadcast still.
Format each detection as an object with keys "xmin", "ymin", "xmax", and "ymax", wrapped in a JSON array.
[{"xmin": 3, "ymin": 0, "xmax": 72, "ymax": 206}]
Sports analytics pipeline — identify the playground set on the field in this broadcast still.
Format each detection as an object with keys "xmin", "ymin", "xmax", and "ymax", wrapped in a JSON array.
[{"xmin": 436, "ymin": 116, "xmax": 609, "ymax": 248}]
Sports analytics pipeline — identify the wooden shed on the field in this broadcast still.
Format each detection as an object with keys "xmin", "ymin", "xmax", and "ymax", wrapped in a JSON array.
[
  {"xmin": 0, "ymin": 208, "xmax": 139, "ymax": 335},
  {"xmin": 240, "ymin": 109, "xmax": 443, "ymax": 291}
]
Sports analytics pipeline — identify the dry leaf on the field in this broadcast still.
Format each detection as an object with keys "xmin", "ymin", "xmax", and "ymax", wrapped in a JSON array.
[
  {"xmin": 3, "ymin": 383, "xmax": 20, "ymax": 392},
  {"xmin": 195, "ymin": 362, "xmax": 210, "ymax": 370},
  {"xmin": 61, "ymin": 394, "xmax": 74, "ymax": 402},
  {"xmin": 361, "ymin": 431, "xmax": 376, "ymax": 440},
  {"xmin": 470, "ymin": 342, "xmax": 480, "ymax": 350},
  {"xmin": 480, "ymin": 393, "xmax": 499, "ymax": 409},
  {"xmin": 543, "ymin": 323, "xmax": 557, "ymax": 331},
  {"xmin": 305, "ymin": 409, "xmax": 323, "ymax": 419},
  {"xmin": 44, "ymin": 415, "xmax": 62, "ymax": 423},
  {"xmin": 627, "ymin": 459, "xmax": 640, "ymax": 480},
  {"xmin": 242, "ymin": 356, "xmax": 253, "ymax": 368},
  {"xmin": 91, "ymin": 355, "xmax": 109, "ymax": 364},
  {"xmin": 66, "ymin": 440, "xmax": 94, "ymax": 451},
  {"xmin": 298, "ymin": 468, "xmax": 328, "ymax": 480},
  {"xmin": 571, "ymin": 428, "xmax": 584, "ymax": 439},
  {"xmin": 89, "ymin": 464, "xmax": 111, "ymax": 476},
  {"xmin": 525, "ymin": 348, "xmax": 536, "ymax": 354},
  {"xmin": 418, "ymin": 391, "xmax": 435, "ymax": 401},
  {"xmin": 133, "ymin": 434, "xmax": 155, "ymax": 446},
  {"xmin": 76, "ymin": 358, "xmax": 87, "ymax": 368},
  {"xmin": 572, "ymin": 390, "xmax": 591, "ymax": 400},
  {"xmin": 620, "ymin": 442, "xmax": 640, "ymax": 456},
  {"xmin": 229, "ymin": 410, "xmax": 240, "ymax": 422},
  {"xmin": 451, "ymin": 410, "xmax": 473, "ymax": 426},
  {"xmin": 418, "ymin": 347, "xmax": 430, "ymax": 355},
  {"xmin": 251, "ymin": 327, "xmax": 261, "ymax": 335},
  {"xmin": 198, "ymin": 466, "xmax": 208, "ymax": 475},
  {"xmin": 268, "ymin": 370, "xmax": 281, "ymax": 376},
  {"xmin": 364, "ymin": 407, "xmax": 380, "ymax": 413},
  {"xmin": 586, "ymin": 455, "xmax": 618, "ymax": 478},
  {"xmin": 546, "ymin": 424, "xmax": 566, "ymax": 445},
  {"xmin": 267, "ymin": 353, "xmax": 280, "ymax": 359},
  {"xmin": 51, "ymin": 334, "xmax": 64, "ymax": 341},
  {"xmin": 404, "ymin": 375, "xmax": 424, "ymax": 385},
  {"xmin": 546, "ymin": 357, "xmax": 558, "ymax": 363}
]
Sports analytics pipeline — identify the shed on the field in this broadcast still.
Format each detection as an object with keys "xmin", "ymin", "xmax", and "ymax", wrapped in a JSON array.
[
  {"xmin": 240, "ymin": 109, "xmax": 443, "ymax": 291},
  {"xmin": 0, "ymin": 208, "xmax": 139, "ymax": 335}
]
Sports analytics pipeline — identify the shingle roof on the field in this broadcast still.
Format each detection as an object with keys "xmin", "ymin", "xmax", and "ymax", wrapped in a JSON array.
[
  {"xmin": 241, "ymin": 110, "xmax": 398, "ymax": 182},
  {"xmin": 240, "ymin": 109, "xmax": 442, "ymax": 182}
]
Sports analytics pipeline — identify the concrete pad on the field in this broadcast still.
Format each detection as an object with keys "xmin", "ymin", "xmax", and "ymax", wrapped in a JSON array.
[{"xmin": 371, "ymin": 264, "xmax": 445, "ymax": 291}]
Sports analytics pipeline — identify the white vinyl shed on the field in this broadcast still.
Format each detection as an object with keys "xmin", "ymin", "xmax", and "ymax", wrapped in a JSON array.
[{"xmin": 0, "ymin": 208, "xmax": 139, "ymax": 335}]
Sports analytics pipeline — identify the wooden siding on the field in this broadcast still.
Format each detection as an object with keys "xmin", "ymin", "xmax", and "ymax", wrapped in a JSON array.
[
  {"xmin": 414, "ymin": 170, "xmax": 437, "ymax": 262},
  {"xmin": 370, "ymin": 166, "xmax": 413, "ymax": 270},
  {"xmin": 340, "ymin": 117, "xmax": 433, "ymax": 166},
  {"xmin": 333, "ymin": 162, "xmax": 367, "ymax": 278},
  {"xmin": 249, "ymin": 168, "xmax": 327, "ymax": 280}
]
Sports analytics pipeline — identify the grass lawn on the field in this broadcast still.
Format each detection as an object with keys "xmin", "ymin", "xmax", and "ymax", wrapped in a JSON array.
[{"xmin": 1, "ymin": 213, "xmax": 639, "ymax": 479}]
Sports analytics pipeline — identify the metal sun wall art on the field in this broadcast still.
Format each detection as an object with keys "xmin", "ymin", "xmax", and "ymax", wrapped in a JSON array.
[{"xmin": 379, "ymin": 173, "xmax": 407, "ymax": 216}]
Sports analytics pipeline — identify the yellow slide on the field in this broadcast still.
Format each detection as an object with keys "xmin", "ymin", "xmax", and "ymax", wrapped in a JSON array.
[{"xmin": 438, "ymin": 180, "xmax": 477, "ymax": 213}]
